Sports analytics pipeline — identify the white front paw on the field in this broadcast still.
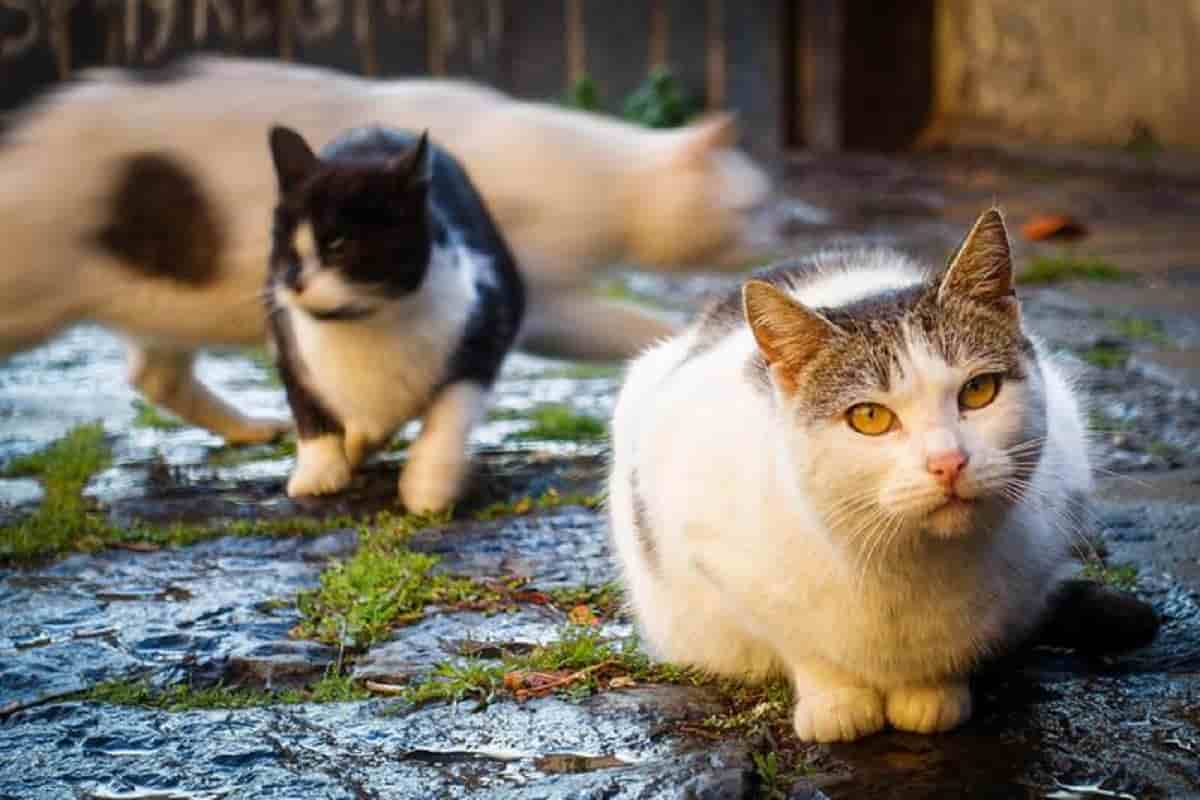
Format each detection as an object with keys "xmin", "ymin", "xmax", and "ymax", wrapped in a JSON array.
[
  {"xmin": 885, "ymin": 684, "xmax": 972, "ymax": 734},
  {"xmin": 792, "ymin": 687, "xmax": 885, "ymax": 743},
  {"xmin": 287, "ymin": 436, "xmax": 352, "ymax": 498}
]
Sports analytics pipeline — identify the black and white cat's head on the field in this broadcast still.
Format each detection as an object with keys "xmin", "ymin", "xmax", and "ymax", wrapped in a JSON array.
[{"xmin": 267, "ymin": 126, "xmax": 431, "ymax": 321}]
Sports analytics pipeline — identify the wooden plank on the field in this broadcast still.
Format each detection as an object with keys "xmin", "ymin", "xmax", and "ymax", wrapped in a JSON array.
[
  {"xmin": 438, "ymin": 0, "xmax": 503, "ymax": 83},
  {"xmin": 800, "ymin": 0, "xmax": 843, "ymax": 152},
  {"xmin": 722, "ymin": 0, "xmax": 784, "ymax": 156},
  {"xmin": 581, "ymin": 0, "xmax": 649, "ymax": 114},
  {"xmin": 665, "ymin": 0, "xmax": 707, "ymax": 110},
  {"xmin": 374, "ymin": 0, "xmax": 427, "ymax": 77},
  {"xmin": 499, "ymin": 0, "xmax": 565, "ymax": 101}
]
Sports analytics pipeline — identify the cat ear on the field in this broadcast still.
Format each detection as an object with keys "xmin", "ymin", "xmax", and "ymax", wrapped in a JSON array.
[
  {"xmin": 937, "ymin": 208, "xmax": 1019, "ymax": 319},
  {"xmin": 386, "ymin": 131, "xmax": 431, "ymax": 189},
  {"xmin": 672, "ymin": 112, "xmax": 738, "ymax": 166},
  {"xmin": 743, "ymin": 279, "xmax": 839, "ymax": 394},
  {"xmin": 268, "ymin": 126, "xmax": 319, "ymax": 194}
]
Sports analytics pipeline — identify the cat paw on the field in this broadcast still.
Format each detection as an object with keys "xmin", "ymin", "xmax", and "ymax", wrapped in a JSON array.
[
  {"xmin": 399, "ymin": 467, "xmax": 461, "ymax": 514},
  {"xmin": 885, "ymin": 684, "xmax": 972, "ymax": 734},
  {"xmin": 792, "ymin": 687, "xmax": 885, "ymax": 743},
  {"xmin": 287, "ymin": 437, "xmax": 352, "ymax": 497},
  {"xmin": 224, "ymin": 416, "xmax": 291, "ymax": 445}
]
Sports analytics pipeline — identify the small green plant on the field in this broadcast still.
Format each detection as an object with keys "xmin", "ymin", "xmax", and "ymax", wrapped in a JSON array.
[
  {"xmin": 473, "ymin": 488, "xmax": 601, "ymax": 521},
  {"xmin": 1082, "ymin": 561, "xmax": 1138, "ymax": 591},
  {"xmin": 1078, "ymin": 344, "xmax": 1130, "ymax": 369},
  {"xmin": 131, "ymin": 399, "xmax": 186, "ymax": 431},
  {"xmin": 294, "ymin": 511, "xmax": 492, "ymax": 649},
  {"xmin": 1110, "ymin": 317, "xmax": 1168, "ymax": 346},
  {"xmin": 0, "ymin": 423, "xmax": 115, "ymax": 561},
  {"xmin": 511, "ymin": 404, "xmax": 606, "ymax": 442},
  {"xmin": 563, "ymin": 74, "xmax": 601, "ymax": 112},
  {"xmin": 1019, "ymin": 255, "xmax": 1131, "ymax": 285},
  {"xmin": 623, "ymin": 66, "xmax": 697, "ymax": 129}
]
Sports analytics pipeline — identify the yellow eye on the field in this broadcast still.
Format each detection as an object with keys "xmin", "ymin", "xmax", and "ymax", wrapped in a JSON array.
[
  {"xmin": 846, "ymin": 403, "xmax": 896, "ymax": 436},
  {"xmin": 959, "ymin": 373, "xmax": 1001, "ymax": 410}
]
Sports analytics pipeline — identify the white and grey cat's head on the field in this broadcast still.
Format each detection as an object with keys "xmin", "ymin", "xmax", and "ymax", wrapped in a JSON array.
[
  {"xmin": 267, "ymin": 125, "xmax": 432, "ymax": 321},
  {"xmin": 741, "ymin": 210, "xmax": 1048, "ymax": 541}
]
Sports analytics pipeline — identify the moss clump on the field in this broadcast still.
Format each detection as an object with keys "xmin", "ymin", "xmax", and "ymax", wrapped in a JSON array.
[
  {"xmin": 1110, "ymin": 317, "xmax": 1168, "ymax": 346},
  {"xmin": 294, "ymin": 511, "xmax": 492, "ymax": 650},
  {"xmin": 511, "ymin": 405, "xmax": 606, "ymax": 442},
  {"xmin": 399, "ymin": 626, "xmax": 700, "ymax": 707},
  {"xmin": 534, "ymin": 363, "xmax": 623, "ymax": 381},
  {"xmin": 131, "ymin": 400, "xmax": 186, "ymax": 431},
  {"xmin": 473, "ymin": 488, "xmax": 601, "ymax": 521},
  {"xmin": 0, "ymin": 423, "xmax": 115, "ymax": 561},
  {"xmin": 547, "ymin": 582, "xmax": 624, "ymax": 619},
  {"xmin": 1019, "ymin": 255, "xmax": 1131, "ymax": 285},
  {"xmin": 207, "ymin": 438, "xmax": 297, "ymax": 467},
  {"xmin": 84, "ymin": 670, "xmax": 368, "ymax": 711},
  {"xmin": 1082, "ymin": 561, "xmax": 1139, "ymax": 591},
  {"xmin": 1078, "ymin": 344, "xmax": 1130, "ymax": 369}
]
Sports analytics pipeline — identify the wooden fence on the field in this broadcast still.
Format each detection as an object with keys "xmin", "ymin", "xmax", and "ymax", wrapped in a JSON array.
[{"xmin": 0, "ymin": 0, "xmax": 788, "ymax": 153}]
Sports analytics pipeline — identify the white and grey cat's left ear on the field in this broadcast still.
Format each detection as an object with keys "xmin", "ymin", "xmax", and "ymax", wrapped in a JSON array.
[
  {"xmin": 268, "ymin": 126, "xmax": 319, "ymax": 194},
  {"xmin": 937, "ymin": 208, "xmax": 1019, "ymax": 319},
  {"xmin": 387, "ymin": 131, "xmax": 432, "ymax": 189}
]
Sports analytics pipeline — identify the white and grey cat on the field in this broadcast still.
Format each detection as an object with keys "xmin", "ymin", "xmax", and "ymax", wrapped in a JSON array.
[
  {"xmin": 266, "ymin": 125, "xmax": 522, "ymax": 511},
  {"xmin": 0, "ymin": 55, "xmax": 769, "ymax": 444},
  {"xmin": 609, "ymin": 210, "xmax": 1095, "ymax": 742}
]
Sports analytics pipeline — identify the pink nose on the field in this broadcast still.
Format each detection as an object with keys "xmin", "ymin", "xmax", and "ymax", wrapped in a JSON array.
[{"xmin": 926, "ymin": 450, "xmax": 968, "ymax": 487}]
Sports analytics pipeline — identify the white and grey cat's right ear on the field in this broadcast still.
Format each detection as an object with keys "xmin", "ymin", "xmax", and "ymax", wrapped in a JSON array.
[
  {"xmin": 268, "ymin": 126, "xmax": 319, "ymax": 194},
  {"xmin": 937, "ymin": 208, "xmax": 1019, "ymax": 319},
  {"xmin": 742, "ymin": 280, "xmax": 840, "ymax": 394}
]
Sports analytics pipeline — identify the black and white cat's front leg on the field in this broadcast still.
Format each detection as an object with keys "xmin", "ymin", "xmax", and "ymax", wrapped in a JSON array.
[
  {"xmin": 400, "ymin": 381, "xmax": 489, "ymax": 513},
  {"xmin": 270, "ymin": 313, "xmax": 352, "ymax": 498}
]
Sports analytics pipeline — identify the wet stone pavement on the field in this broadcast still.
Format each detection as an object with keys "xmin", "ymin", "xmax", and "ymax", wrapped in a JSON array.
[{"xmin": 2, "ymin": 152, "xmax": 1200, "ymax": 799}]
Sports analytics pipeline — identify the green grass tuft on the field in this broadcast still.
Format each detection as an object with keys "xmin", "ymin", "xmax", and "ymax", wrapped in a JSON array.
[
  {"xmin": 1082, "ymin": 561, "xmax": 1139, "ymax": 591},
  {"xmin": 511, "ymin": 405, "xmax": 607, "ymax": 442},
  {"xmin": 473, "ymin": 488, "xmax": 601, "ymax": 521},
  {"xmin": 1109, "ymin": 317, "xmax": 1168, "ymax": 346},
  {"xmin": 84, "ymin": 669, "xmax": 369, "ymax": 711},
  {"xmin": 0, "ymin": 423, "xmax": 115, "ymax": 561},
  {"xmin": 1078, "ymin": 344, "xmax": 1130, "ymax": 369},
  {"xmin": 1019, "ymin": 255, "xmax": 1131, "ymax": 285},
  {"xmin": 294, "ymin": 511, "xmax": 492, "ymax": 650},
  {"xmin": 131, "ymin": 400, "xmax": 186, "ymax": 431}
]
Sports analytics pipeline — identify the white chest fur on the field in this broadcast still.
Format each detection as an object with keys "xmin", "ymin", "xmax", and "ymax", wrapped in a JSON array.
[{"xmin": 288, "ymin": 244, "xmax": 480, "ymax": 440}]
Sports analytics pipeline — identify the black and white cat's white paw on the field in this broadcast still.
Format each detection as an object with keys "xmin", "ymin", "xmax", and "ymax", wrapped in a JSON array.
[
  {"xmin": 287, "ymin": 435, "xmax": 352, "ymax": 497},
  {"xmin": 792, "ymin": 687, "xmax": 886, "ymax": 743},
  {"xmin": 885, "ymin": 683, "xmax": 972, "ymax": 734}
]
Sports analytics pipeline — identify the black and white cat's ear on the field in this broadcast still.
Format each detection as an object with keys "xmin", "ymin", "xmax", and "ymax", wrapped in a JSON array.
[
  {"xmin": 386, "ymin": 131, "xmax": 432, "ymax": 189},
  {"xmin": 742, "ymin": 280, "xmax": 839, "ymax": 394},
  {"xmin": 938, "ymin": 208, "xmax": 1019, "ymax": 319},
  {"xmin": 268, "ymin": 126, "xmax": 319, "ymax": 194}
]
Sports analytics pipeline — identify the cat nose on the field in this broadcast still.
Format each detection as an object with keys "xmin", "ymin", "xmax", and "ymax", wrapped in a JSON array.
[{"xmin": 927, "ymin": 449, "xmax": 968, "ymax": 487}]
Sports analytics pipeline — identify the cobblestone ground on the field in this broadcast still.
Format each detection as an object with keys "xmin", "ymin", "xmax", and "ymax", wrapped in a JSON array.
[{"xmin": 1, "ymin": 152, "xmax": 1199, "ymax": 799}]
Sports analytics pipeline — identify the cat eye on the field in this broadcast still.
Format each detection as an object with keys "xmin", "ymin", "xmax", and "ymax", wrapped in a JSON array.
[
  {"xmin": 959, "ymin": 373, "xmax": 1001, "ymax": 410},
  {"xmin": 846, "ymin": 403, "xmax": 896, "ymax": 436}
]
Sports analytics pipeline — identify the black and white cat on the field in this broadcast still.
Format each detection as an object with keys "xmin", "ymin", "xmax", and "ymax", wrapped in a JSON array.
[{"xmin": 266, "ymin": 125, "xmax": 523, "ymax": 512}]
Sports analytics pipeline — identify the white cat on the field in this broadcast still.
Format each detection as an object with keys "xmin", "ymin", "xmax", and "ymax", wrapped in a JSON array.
[
  {"xmin": 0, "ymin": 55, "xmax": 770, "ymax": 443},
  {"xmin": 609, "ymin": 210, "xmax": 1091, "ymax": 742}
]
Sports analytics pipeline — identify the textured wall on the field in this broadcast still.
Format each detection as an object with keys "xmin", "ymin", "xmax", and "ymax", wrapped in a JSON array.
[{"xmin": 933, "ymin": 0, "xmax": 1200, "ymax": 150}]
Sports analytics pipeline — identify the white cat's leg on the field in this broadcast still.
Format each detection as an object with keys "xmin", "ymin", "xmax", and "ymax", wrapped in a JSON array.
[
  {"xmin": 128, "ymin": 344, "xmax": 289, "ymax": 444},
  {"xmin": 399, "ymin": 382, "xmax": 487, "ymax": 513},
  {"xmin": 885, "ymin": 682, "xmax": 972, "ymax": 734},
  {"xmin": 789, "ymin": 659, "xmax": 885, "ymax": 743},
  {"xmin": 519, "ymin": 289, "xmax": 680, "ymax": 361},
  {"xmin": 287, "ymin": 434, "xmax": 352, "ymax": 497}
]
